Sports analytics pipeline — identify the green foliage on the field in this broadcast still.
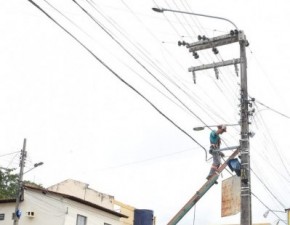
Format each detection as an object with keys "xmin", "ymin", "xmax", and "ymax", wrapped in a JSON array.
[
  {"xmin": 0, "ymin": 168, "xmax": 18, "ymax": 199},
  {"xmin": 0, "ymin": 168, "xmax": 43, "ymax": 200},
  {"xmin": 23, "ymin": 180, "xmax": 43, "ymax": 188}
]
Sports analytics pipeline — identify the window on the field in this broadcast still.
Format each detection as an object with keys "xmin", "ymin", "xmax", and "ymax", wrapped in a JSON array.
[
  {"xmin": 104, "ymin": 223, "xmax": 111, "ymax": 225},
  {"xmin": 0, "ymin": 213, "xmax": 4, "ymax": 220},
  {"xmin": 76, "ymin": 214, "xmax": 87, "ymax": 225}
]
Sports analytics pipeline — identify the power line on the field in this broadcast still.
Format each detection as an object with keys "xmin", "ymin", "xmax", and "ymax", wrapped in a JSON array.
[
  {"xmin": 251, "ymin": 192, "xmax": 287, "ymax": 225},
  {"xmin": 251, "ymin": 169, "xmax": 286, "ymax": 209},
  {"xmin": 27, "ymin": 0, "xmax": 208, "ymax": 159},
  {"xmin": 100, "ymin": 0, "xmax": 237, "ymax": 130},
  {"xmin": 95, "ymin": 146, "xmax": 200, "ymax": 172},
  {"xmin": 42, "ymin": 0, "xmax": 192, "ymax": 118},
  {"xmin": 255, "ymin": 98, "xmax": 290, "ymax": 119},
  {"xmin": 0, "ymin": 150, "xmax": 20, "ymax": 158},
  {"xmin": 73, "ymin": 0, "xmax": 213, "ymax": 143}
]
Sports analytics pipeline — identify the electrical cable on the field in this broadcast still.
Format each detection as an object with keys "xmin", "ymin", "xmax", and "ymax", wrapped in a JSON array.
[
  {"xmin": 153, "ymin": 0, "xmax": 239, "ymax": 114},
  {"xmin": 251, "ymin": 192, "xmax": 287, "ymax": 225},
  {"xmin": 254, "ymin": 98, "xmax": 290, "ymax": 119},
  {"xmin": 85, "ymin": 1, "xmax": 238, "ymax": 163},
  {"xmin": 253, "ymin": 103, "xmax": 290, "ymax": 178},
  {"xmin": 102, "ymin": 0, "xmax": 237, "ymax": 130},
  {"xmin": 40, "ymin": 0, "xmax": 194, "ymax": 120},
  {"xmin": 192, "ymin": 204, "xmax": 196, "ymax": 225},
  {"xmin": 73, "ymin": 0, "xmax": 213, "ymax": 142},
  {"xmin": 0, "ymin": 151, "xmax": 21, "ymax": 158},
  {"xmin": 27, "ymin": 0, "xmax": 209, "ymax": 159},
  {"xmin": 251, "ymin": 169, "xmax": 286, "ymax": 209},
  {"xmin": 95, "ymin": 146, "xmax": 201, "ymax": 172}
]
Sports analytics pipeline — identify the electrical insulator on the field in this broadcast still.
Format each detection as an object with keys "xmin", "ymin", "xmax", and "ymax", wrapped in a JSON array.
[
  {"xmin": 192, "ymin": 71, "xmax": 196, "ymax": 84},
  {"xmin": 202, "ymin": 35, "xmax": 207, "ymax": 40},
  {"xmin": 234, "ymin": 63, "xmax": 239, "ymax": 76},
  {"xmin": 197, "ymin": 35, "xmax": 202, "ymax": 41},
  {"xmin": 214, "ymin": 67, "xmax": 219, "ymax": 79},
  {"xmin": 230, "ymin": 29, "xmax": 239, "ymax": 36},
  {"xmin": 212, "ymin": 47, "xmax": 219, "ymax": 54},
  {"xmin": 178, "ymin": 40, "xmax": 188, "ymax": 46},
  {"xmin": 192, "ymin": 52, "xmax": 199, "ymax": 59}
]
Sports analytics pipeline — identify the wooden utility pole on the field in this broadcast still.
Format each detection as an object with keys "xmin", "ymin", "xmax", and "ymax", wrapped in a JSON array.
[{"xmin": 13, "ymin": 139, "xmax": 27, "ymax": 225}]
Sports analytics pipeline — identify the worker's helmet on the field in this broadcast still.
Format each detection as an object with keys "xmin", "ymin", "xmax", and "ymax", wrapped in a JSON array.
[
  {"xmin": 221, "ymin": 125, "xmax": 227, "ymax": 132},
  {"xmin": 218, "ymin": 125, "xmax": 227, "ymax": 132}
]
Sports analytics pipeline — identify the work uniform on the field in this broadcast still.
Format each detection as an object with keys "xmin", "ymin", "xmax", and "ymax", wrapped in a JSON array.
[{"xmin": 207, "ymin": 130, "xmax": 223, "ymax": 179}]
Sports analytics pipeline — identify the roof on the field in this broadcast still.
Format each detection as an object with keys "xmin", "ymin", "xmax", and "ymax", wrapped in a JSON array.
[
  {"xmin": 0, "ymin": 198, "xmax": 16, "ymax": 203},
  {"xmin": 0, "ymin": 185, "xmax": 128, "ymax": 218}
]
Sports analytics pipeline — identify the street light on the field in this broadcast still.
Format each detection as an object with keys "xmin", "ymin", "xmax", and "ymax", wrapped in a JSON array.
[{"xmin": 152, "ymin": 7, "xmax": 238, "ymax": 30}]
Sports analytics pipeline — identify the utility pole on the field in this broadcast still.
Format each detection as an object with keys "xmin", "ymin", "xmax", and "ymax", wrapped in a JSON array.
[
  {"xmin": 179, "ymin": 31, "xmax": 252, "ymax": 224},
  {"xmin": 13, "ymin": 138, "xmax": 27, "ymax": 225},
  {"xmin": 239, "ymin": 33, "xmax": 252, "ymax": 225},
  {"xmin": 152, "ymin": 7, "xmax": 252, "ymax": 225}
]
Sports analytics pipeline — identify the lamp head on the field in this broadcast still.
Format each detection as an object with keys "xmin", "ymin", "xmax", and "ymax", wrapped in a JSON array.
[
  {"xmin": 34, "ymin": 162, "xmax": 44, "ymax": 167},
  {"xmin": 152, "ymin": 8, "xmax": 164, "ymax": 13},
  {"xmin": 193, "ymin": 127, "xmax": 205, "ymax": 131}
]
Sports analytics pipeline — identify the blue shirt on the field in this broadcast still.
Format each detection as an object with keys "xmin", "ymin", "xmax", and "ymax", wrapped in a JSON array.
[{"xmin": 210, "ymin": 130, "xmax": 220, "ymax": 145}]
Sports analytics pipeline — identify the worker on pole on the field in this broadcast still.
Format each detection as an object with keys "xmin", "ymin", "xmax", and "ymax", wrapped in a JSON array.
[{"xmin": 206, "ymin": 125, "xmax": 226, "ymax": 184}]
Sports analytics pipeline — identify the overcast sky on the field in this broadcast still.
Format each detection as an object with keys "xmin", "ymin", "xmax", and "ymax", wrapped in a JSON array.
[{"xmin": 1, "ymin": 0, "xmax": 290, "ymax": 224}]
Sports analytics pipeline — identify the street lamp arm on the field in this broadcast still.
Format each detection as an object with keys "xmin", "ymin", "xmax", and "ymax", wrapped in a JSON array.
[
  {"xmin": 23, "ymin": 162, "xmax": 44, "ymax": 174},
  {"xmin": 152, "ymin": 7, "xmax": 238, "ymax": 30}
]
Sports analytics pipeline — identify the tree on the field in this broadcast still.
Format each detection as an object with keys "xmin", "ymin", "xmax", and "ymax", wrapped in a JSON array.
[
  {"xmin": 0, "ymin": 168, "xmax": 43, "ymax": 199},
  {"xmin": 0, "ymin": 168, "xmax": 18, "ymax": 199}
]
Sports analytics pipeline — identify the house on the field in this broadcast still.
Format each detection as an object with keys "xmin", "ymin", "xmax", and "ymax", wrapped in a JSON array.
[
  {"xmin": 0, "ymin": 179, "xmax": 155, "ymax": 225},
  {"xmin": 48, "ymin": 179, "xmax": 114, "ymax": 210},
  {"xmin": 47, "ymin": 179, "xmax": 155, "ymax": 225},
  {"xmin": 0, "ymin": 184, "xmax": 127, "ymax": 225}
]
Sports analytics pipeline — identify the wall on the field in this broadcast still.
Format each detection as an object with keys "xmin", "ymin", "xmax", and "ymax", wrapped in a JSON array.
[
  {"xmin": 64, "ymin": 198, "xmax": 121, "ymax": 225},
  {"xmin": 0, "ymin": 190, "xmax": 66, "ymax": 225},
  {"xmin": 0, "ymin": 188, "xmax": 122, "ymax": 225},
  {"xmin": 113, "ymin": 200, "xmax": 135, "ymax": 225},
  {"xmin": 48, "ymin": 179, "xmax": 114, "ymax": 209}
]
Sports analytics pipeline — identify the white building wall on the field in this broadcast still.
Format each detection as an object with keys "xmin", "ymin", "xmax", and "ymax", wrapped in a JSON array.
[
  {"xmin": 0, "ymin": 202, "xmax": 15, "ymax": 224},
  {"xmin": 0, "ymin": 190, "xmax": 66, "ymax": 225},
  {"xmin": 63, "ymin": 198, "xmax": 122, "ymax": 225},
  {"xmin": 0, "ymin": 189, "xmax": 122, "ymax": 225}
]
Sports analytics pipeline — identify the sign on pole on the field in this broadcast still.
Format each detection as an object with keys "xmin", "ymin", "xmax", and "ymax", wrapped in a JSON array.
[{"xmin": 222, "ymin": 175, "xmax": 241, "ymax": 217}]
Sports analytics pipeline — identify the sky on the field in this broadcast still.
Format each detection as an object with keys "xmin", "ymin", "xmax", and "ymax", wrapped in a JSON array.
[{"xmin": 1, "ymin": 0, "xmax": 290, "ymax": 224}]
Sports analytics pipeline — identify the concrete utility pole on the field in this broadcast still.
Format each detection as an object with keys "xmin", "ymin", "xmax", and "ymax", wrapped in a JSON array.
[
  {"xmin": 239, "ymin": 32, "xmax": 252, "ymax": 225},
  {"xmin": 188, "ymin": 31, "xmax": 252, "ymax": 225},
  {"xmin": 152, "ymin": 7, "xmax": 252, "ymax": 225},
  {"xmin": 13, "ymin": 138, "xmax": 27, "ymax": 225}
]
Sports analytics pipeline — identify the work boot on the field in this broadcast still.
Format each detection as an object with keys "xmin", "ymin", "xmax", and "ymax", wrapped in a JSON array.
[{"xmin": 206, "ymin": 175, "xmax": 218, "ymax": 184}]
